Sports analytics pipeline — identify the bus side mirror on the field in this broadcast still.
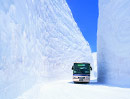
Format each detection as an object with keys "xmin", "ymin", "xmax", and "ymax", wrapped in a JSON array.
[
  {"xmin": 72, "ymin": 66, "xmax": 73, "ymax": 70},
  {"xmin": 90, "ymin": 66, "xmax": 92, "ymax": 71}
]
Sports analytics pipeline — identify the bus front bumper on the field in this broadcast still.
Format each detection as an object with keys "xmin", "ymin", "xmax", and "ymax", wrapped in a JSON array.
[{"xmin": 73, "ymin": 76, "xmax": 90, "ymax": 82}]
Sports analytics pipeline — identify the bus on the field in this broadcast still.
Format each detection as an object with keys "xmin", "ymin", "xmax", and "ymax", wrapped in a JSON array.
[{"xmin": 72, "ymin": 63, "xmax": 92, "ymax": 83}]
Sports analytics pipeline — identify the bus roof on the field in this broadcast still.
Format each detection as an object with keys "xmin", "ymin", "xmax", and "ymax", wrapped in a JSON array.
[{"xmin": 74, "ymin": 62, "xmax": 90, "ymax": 65}]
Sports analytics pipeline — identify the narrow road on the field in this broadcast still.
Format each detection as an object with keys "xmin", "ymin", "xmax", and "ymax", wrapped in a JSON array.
[{"xmin": 17, "ymin": 80, "xmax": 130, "ymax": 99}]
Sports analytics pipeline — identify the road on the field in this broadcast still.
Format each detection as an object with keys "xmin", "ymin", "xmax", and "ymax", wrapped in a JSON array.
[{"xmin": 17, "ymin": 80, "xmax": 130, "ymax": 99}]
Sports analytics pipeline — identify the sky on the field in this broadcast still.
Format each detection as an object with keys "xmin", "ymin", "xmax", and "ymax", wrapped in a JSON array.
[{"xmin": 66, "ymin": 0, "xmax": 98, "ymax": 52}]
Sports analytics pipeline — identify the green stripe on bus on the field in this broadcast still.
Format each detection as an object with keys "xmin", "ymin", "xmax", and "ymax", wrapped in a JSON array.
[{"xmin": 78, "ymin": 64, "xmax": 85, "ymax": 66}]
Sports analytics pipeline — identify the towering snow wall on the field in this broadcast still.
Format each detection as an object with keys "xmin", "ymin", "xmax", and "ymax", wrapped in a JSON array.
[
  {"xmin": 92, "ymin": 52, "xmax": 97, "ymax": 80},
  {"xmin": 98, "ymin": 0, "xmax": 130, "ymax": 87},
  {"xmin": 0, "ymin": 0, "xmax": 93, "ymax": 98}
]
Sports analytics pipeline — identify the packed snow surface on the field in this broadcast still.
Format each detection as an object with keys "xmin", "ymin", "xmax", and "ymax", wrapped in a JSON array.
[
  {"xmin": 16, "ymin": 80, "xmax": 130, "ymax": 99},
  {"xmin": 97, "ymin": 0, "xmax": 130, "ymax": 87},
  {"xmin": 92, "ymin": 52, "xmax": 97, "ymax": 79},
  {"xmin": 0, "ymin": 0, "xmax": 93, "ymax": 98}
]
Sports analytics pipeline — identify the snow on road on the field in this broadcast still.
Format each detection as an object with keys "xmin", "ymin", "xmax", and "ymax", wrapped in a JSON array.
[{"xmin": 16, "ymin": 80, "xmax": 130, "ymax": 99}]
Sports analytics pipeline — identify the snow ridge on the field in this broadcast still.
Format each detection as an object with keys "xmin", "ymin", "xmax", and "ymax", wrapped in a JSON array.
[
  {"xmin": 98, "ymin": 0, "xmax": 130, "ymax": 87},
  {"xmin": 0, "ymin": 0, "xmax": 92, "ymax": 98}
]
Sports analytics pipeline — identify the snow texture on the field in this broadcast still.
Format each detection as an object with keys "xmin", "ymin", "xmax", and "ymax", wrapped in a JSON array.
[
  {"xmin": 92, "ymin": 52, "xmax": 97, "ymax": 80},
  {"xmin": 98, "ymin": 0, "xmax": 130, "ymax": 87},
  {"xmin": 0, "ymin": 0, "xmax": 93, "ymax": 98},
  {"xmin": 16, "ymin": 80, "xmax": 130, "ymax": 99}
]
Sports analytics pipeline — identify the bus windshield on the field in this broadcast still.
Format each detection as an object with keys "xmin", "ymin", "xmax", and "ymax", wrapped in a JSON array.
[{"xmin": 73, "ymin": 63, "xmax": 90, "ymax": 74}]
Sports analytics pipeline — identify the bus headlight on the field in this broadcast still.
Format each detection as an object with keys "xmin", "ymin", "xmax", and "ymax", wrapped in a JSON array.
[{"xmin": 73, "ymin": 77, "xmax": 78, "ymax": 79}]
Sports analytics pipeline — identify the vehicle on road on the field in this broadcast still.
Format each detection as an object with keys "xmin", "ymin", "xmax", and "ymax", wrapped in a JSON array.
[{"xmin": 72, "ymin": 63, "xmax": 92, "ymax": 83}]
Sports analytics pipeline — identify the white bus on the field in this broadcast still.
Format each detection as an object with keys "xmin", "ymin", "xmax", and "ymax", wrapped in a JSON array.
[{"xmin": 72, "ymin": 63, "xmax": 92, "ymax": 83}]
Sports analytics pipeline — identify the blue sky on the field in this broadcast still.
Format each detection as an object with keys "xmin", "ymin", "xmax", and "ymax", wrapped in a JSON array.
[{"xmin": 66, "ymin": 0, "xmax": 98, "ymax": 52}]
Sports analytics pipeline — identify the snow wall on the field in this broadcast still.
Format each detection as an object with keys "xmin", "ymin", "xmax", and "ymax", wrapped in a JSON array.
[
  {"xmin": 0, "ymin": 0, "xmax": 93, "ymax": 98},
  {"xmin": 92, "ymin": 52, "xmax": 97, "ymax": 80},
  {"xmin": 98, "ymin": 0, "xmax": 130, "ymax": 87}
]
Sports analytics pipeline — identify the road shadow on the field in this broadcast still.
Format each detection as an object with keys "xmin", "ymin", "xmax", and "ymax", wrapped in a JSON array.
[
  {"xmin": 68, "ymin": 81, "xmax": 99, "ymax": 85},
  {"xmin": 68, "ymin": 81, "xmax": 130, "ymax": 88}
]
